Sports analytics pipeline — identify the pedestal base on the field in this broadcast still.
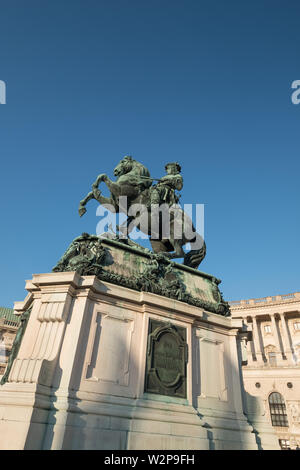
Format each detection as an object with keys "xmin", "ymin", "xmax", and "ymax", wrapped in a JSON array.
[{"xmin": 0, "ymin": 271, "xmax": 279, "ymax": 450}]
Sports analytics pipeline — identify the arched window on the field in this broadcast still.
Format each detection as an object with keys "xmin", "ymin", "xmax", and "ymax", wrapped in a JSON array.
[{"xmin": 268, "ymin": 392, "xmax": 289, "ymax": 427}]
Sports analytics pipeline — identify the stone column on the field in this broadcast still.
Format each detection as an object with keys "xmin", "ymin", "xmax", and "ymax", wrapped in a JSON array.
[
  {"xmin": 270, "ymin": 313, "xmax": 283, "ymax": 364},
  {"xmin": 246, "ymin": 336, "xmax": 255, "ymax": 366},
  {"xmin": 251, "ymin": 316, "xmax": 264, "ymax": 364},
  {"xmin": 279, "ymin": 313, "xmax": 294, "ymax": 364},
  {"xmin": 244, "ymin": 320, "xmax": 255, "ymax": 366}
]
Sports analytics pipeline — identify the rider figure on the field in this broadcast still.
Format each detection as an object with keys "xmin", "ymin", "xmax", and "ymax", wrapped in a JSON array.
[{"xmin": 151, "ymin": 162, "xmax": 183, "ymax": 206}]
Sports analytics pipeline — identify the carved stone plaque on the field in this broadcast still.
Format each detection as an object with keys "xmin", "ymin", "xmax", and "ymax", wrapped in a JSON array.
[{"xmin": 144, "ymin": 319, "xmax": 187, "ymax": 398}]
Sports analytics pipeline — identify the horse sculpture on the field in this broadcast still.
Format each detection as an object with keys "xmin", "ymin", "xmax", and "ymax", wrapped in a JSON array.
[{"xmin": 78, "ymin": 156, "xmax": 206, "ymax": 269}]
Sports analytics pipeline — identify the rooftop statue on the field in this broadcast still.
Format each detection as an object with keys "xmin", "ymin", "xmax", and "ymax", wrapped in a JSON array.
[{"xmin": 78, "ymin": 156, "xmax": 206, "ymax": 269}]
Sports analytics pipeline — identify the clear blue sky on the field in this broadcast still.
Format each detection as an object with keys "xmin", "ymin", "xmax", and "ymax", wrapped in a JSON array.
[{"xmin": 0, "ymin": 0, "xmax": 299, "ymax": 307}]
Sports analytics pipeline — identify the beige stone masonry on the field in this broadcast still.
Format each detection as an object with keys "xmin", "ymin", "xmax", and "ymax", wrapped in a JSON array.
[
  {"xmin": 230, "ymin": 292, "xmax": 300, "ymax": 449},
  {"xmin": 0, "ymin": 272, "xmax": 279, "ymax": 450}
]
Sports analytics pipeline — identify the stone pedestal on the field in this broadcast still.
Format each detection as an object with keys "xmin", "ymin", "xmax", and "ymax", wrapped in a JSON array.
[{"xmin": 0, "ymin": 270, "xmax": 279, "ymax": 450}]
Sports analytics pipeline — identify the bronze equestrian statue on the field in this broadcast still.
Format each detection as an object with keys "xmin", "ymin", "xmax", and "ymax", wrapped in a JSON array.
[{"xmin": 78, "ymin": 156, "xmax": 206, "ymax": 269}]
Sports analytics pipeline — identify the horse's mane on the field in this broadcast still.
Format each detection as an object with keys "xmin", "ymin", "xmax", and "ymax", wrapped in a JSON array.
[
  {"xmin": 130, "ymin": 159, "xmax": 150, "ymax": 178},
  {"xmin": 117, "ymin": 157, "xmax": 151, "ymax": 178}
]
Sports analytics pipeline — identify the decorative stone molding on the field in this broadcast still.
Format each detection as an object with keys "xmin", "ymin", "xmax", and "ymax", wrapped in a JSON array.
[
  {"xmin": 193, "ymin": 329, "xmax": 228, "ymax": 402},
  {"xmin": 85, "ymin": 311, "xmax": 135, "ymax": 387},
  {"xmin": 8, "ymin": 292, "xmax": 73, "ymax": 386},
  {"xmin": 52, "ymin": 234, "xmax": 230, "ymax": 317},
  {"xmin": 229, "ymin": 292, "xmax": 300, "ymax": 311}
]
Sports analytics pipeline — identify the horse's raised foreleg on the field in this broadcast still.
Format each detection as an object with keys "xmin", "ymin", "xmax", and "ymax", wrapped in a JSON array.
[
  {"xmin": 78, "ymin": 190, "xmax": 115, "ymax": 217},
  {"xmin": 79, "ymin": 191, "xmax": 94, "ymax": 217},
  {"xmin": 79, "ymin": 173, "xmax": 116, "ymax": 217},
  {"xmin": 91, "ymin": 173, "xmax": 107, "ymax": 199},
  {"xmin": 91, "ymin": 174, "xmax": 123, "ymax": 201}
]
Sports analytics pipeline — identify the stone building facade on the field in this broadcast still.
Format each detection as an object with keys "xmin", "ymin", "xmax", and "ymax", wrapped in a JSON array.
[
  {"xmin": 0, "ymin": 307, "xmax": 20, "ymax": 376},
  {"xmin": 230, "ymin": 292, "xmax": 300, "ymax": 450}
]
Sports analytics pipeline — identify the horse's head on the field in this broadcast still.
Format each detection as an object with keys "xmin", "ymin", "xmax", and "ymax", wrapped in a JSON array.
[{"xmin": 114, "ymin": 155, "xmax": 134, "ymax": 178}]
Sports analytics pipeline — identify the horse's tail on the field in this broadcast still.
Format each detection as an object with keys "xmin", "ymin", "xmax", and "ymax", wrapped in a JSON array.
[{"xmin": 183, "ymin": 240, "xmax": 206, "ymax": 270}]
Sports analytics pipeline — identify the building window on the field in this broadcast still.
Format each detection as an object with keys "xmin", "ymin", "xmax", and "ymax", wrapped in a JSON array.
[
  {"xmin": 279, "ymin": 439, "xmax": 290, "ymax": 450},
  {"xmin": 294, "ymin": 322, "xmax": 300, "ymax": 331},
  {"xmin": 269, "ymin": 392, "xmax": 289, "ymax": 427},
  {"xmin": 268, "ymin": 352, "xmax": 277, "ymax": 366},
  {"xmin": 264, "ymin": 325, "xmax": 272, "ymax": 333}
]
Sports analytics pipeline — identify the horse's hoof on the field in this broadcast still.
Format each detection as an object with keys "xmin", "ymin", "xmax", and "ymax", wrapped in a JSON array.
[{"xmin": 78, "ymin": 206, "xmax": 87, "ymax": 217}]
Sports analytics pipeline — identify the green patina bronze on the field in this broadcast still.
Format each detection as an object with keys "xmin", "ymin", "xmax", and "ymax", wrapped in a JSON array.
[
  {"xmin": 73, "ymin": 156, "xmax": 231, "ymax": 312},
  {"xmin": 52, "ymin": 233, "xmax": 230, "ymax": 316},
  {"xmin": 78, "ymin": 156, "xmax": 206, "ymax": 270},
  {"xmin": 144, "ymin": 319, "xmax": 187, "ymax": 398}
]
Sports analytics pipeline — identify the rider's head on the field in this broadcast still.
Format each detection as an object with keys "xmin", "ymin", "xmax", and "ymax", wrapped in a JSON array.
[{"xmin": 165, "ymin": 162, "xmax": 181, "ymax": 175}]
